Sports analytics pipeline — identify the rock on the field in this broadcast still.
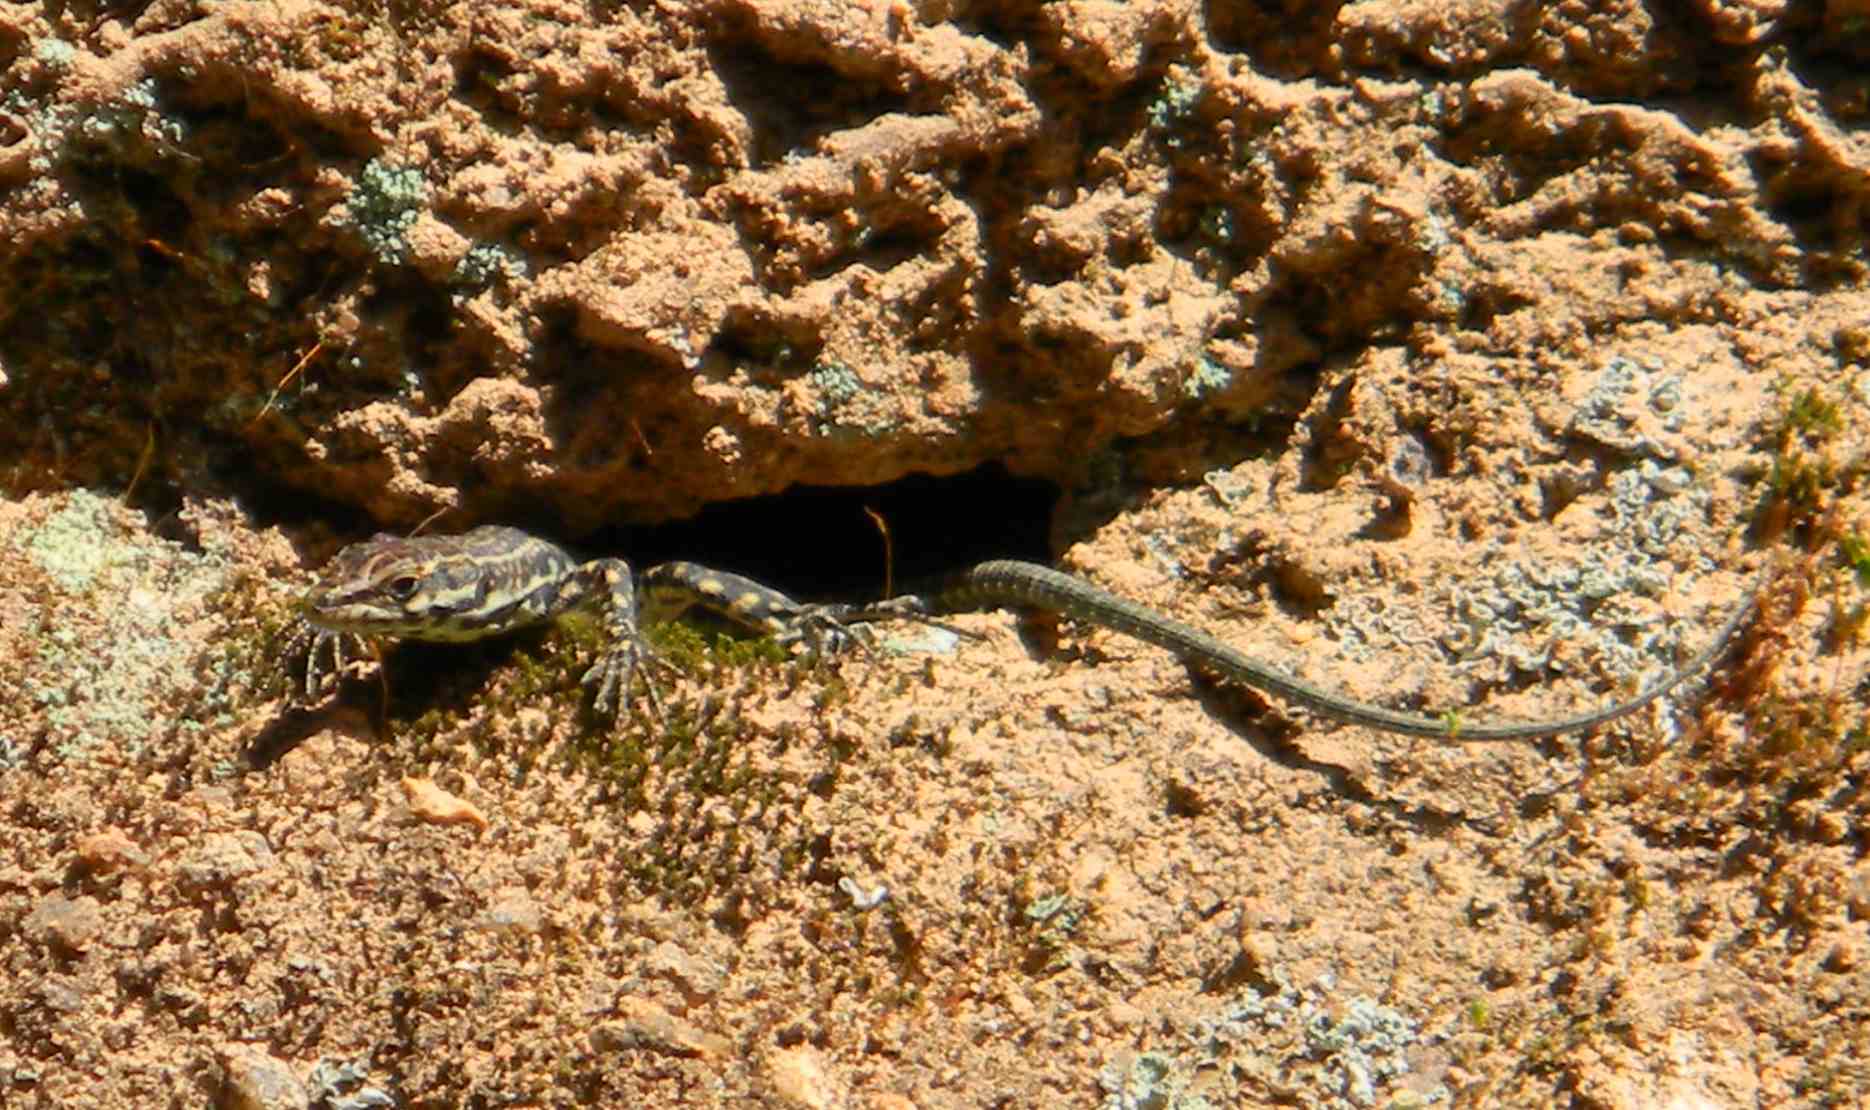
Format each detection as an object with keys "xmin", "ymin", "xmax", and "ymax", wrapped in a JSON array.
[
  {"xmin": 591, "ymin": 996, "xmax": 731, "ymax": 1059},
  {"xmin": 177, "ymin": 832, "xmax": 276, "ymax": 892},
  {"xmin": 23, "ymin": 895, "xmax": 102, "ymax": 955},
  {"xmin": 73, "ymin": 827, "xmax": 146, "ymax": 874},
  {"xmin": 400, "ymin": 776, "xmax": 489, "ymax": 831},
  {"xmin": 478, "ymin": 887, "xmax": 544, "ymax": 936},
  {"xmin": 642, "ymin": 940, "xmax": 725, "ymax": 1002},
  {"xmin": 766, "ymin": 1044, "xmax": 845, "ymax": 1110},
  {"xmin": 219, "ymin": 1043, "xmax": 308, "ymax": 1110}
]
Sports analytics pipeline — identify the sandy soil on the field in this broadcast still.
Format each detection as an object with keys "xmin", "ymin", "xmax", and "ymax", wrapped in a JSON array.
[{"xmin": 2, "ymin": 0, "xmax": 1869, "ymax": 1106}]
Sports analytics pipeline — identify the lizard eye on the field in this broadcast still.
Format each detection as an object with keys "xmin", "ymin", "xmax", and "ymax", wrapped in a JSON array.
[{"xmin": 385, "ymin": 574, "xmax": 421, "ymax": 601}]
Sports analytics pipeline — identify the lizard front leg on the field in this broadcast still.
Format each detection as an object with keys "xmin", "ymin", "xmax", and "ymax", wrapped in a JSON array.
[
  {"xmin": 282, "ymin": 618, "xmax": 372, "ymax": 702},
  {"xmin": 554, "ymin": 557, "xmax": 658, "ymax": 718}
]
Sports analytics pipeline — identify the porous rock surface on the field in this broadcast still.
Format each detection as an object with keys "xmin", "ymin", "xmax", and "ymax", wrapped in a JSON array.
[
  {"xmin": 1, "ymin": 0, "xmax": 1856, "ymax": 528},
  {"xmin": 2, "ymin": 0, "xmax": 1869, "ymax": 1107}
]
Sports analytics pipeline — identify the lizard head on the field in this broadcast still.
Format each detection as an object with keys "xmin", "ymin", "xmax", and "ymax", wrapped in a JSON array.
[{"xmin": 303, "ymin": 532, "xmax": 484, "ymax": 639}]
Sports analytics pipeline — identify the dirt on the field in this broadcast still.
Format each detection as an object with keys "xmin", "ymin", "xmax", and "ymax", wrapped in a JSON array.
[{"xmin": 2, "ymin": 0, "xmax": 1869, "ymax": 1107}]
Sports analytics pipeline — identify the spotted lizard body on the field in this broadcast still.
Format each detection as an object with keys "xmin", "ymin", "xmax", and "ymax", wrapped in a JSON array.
[
  {"xmin": 290, "ymin": 525, "xmax": 837, "ymax": 717},
  {"xmin": 290, "ymin": 526, "xmax": 1758, "ymax": 739}
]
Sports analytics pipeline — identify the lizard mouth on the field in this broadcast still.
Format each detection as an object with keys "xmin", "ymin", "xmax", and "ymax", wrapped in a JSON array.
[{"xmin": 302, "ymin": 593, "xmax": 398, "ymax": 634}]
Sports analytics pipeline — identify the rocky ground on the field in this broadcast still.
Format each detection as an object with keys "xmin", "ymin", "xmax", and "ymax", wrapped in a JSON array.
[{"xmin": 2, "ymin": 0, "xmax": 1869, "ymax": 1106}]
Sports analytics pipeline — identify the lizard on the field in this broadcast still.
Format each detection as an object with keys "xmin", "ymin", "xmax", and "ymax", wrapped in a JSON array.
[
  {"xmin": 288, "ymin": 526, "xmax": 1759, "ymax": 740},
  {"xmin": 818, "ymin": 560, "xmax": 1762, "ymax": 741},
  {"xmin": 287, "ymin": 525, "xmax": 854, "ymax": 718}
]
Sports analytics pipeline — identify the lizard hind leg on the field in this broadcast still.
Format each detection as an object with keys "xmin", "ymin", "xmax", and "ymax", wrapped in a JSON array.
[
  {"xmin": 776, "ymin": 603, "xmax": 876, "ymax": 656},
  {"xmin": 807, "ymin": 595, "xmax": 986, "ymax": 645},
  {"xmin": 638, "ymin": 561, "xmax": 872, "ymax": 654}
]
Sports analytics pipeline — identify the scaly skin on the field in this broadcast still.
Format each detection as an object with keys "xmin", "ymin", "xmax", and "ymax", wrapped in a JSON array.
[
  {"xmin": 829, "ymin": 559, "xmax": 1761, "ymax": 741},
  {"xmin": 288, "ymin": 525, "xmax": 840, "ymax": 716},
  {"xmin": 288, "ymin": 527, "xmax": 1759, "ymax": 740}
]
